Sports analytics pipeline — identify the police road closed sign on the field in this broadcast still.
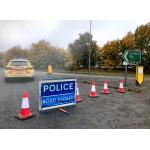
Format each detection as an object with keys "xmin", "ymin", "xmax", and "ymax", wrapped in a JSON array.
[{"xmin": 39, "ymin": 78, "xmax": 76, "ymax": 112}]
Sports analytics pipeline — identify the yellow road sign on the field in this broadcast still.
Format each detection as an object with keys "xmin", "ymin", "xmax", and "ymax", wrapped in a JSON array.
[
  {"xmin": 136, "ymin": 66, "xmax": 144, "ymax": 85},
  {"xmin": 48, "ymin": 65, "xmax": 52, "ymax": 74}
]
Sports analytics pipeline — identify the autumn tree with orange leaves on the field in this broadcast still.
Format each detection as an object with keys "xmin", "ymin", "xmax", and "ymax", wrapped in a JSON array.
[
  {"xmin": 2, "ymin": 46, "xmax": 29, "ymax": 66},
  {"xmin": 100, "ymin": 40, "xmax": 122, "ymax": 71}
]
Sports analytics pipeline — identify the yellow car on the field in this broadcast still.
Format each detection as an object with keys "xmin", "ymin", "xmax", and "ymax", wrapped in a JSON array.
[{"xmin": 4, "ymin": 58, "xmax": 34, "ymax": 82}]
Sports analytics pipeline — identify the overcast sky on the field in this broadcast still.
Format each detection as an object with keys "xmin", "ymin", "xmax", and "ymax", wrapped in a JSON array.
[{"xmin": 0, "ymin": 20, "xmax": 150, "ymax": 52}]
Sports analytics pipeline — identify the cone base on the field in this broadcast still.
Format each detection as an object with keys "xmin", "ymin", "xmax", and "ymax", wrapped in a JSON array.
[
  {"xmin": 76, "ymin": 99, "xmax": 83, "ymax": 103},
  {"xmin": 88, "ymin": 95, "xmax": 99, "ymax": 98},
  {"xmin": 15, "ymin": 113, "xmax": 35, "ymax": 120},
  {"xmin": 101, "ymin": 91, "xmax": 110, "ymax": 94},
  {"xmin": 117, "ymin": 89, "xmax": 126, "ymax": 93}
]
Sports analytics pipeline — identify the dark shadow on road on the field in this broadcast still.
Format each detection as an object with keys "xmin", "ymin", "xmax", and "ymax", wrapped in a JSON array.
[{"xmin": 5, "ymin": 78, "xmax": 34, "ymax": 83}]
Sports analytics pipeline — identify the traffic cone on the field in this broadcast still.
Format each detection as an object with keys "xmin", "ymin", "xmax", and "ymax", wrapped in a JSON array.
[
  {"xmin": 76, "ymin": 82, "xmax": 83, "ymax": 103},
  {"xmin": 89, "ymin": 81, "xmax": 99, "ymax": 97},
  {"xmin": 101, "ymin": 80, "xmax": 110, "ymax": 94},
  {"xmin": 117, "ymin": 79, "xmax": 126, "ymax": 93},
  {"xmin": 15, "ymin": 90, "xmax": 35, "ymax": 120}
]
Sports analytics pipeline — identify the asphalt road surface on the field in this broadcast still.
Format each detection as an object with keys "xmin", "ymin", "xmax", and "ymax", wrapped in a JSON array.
[{"xmin": 1, "ymin": 68, "xmax": 150, "ymax": 129}]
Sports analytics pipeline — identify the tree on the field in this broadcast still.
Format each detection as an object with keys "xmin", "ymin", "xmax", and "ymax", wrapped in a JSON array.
[
  {"xmin": 28, "ymin": 40, "xmax": 51, "ymax": 69},
  {"xmin": 65, "ymin": 47, "xmax": 76, "ymax": 70},
  {"xmin": 0, "ymin": 52, "xmax": 4, "ymax": 67},
  {"xmin": 68, "ymin": 32, "xmax": 90, "ymax": 68},
  {"xmin": 52, "ymin": 47, "xmax": 66, "ymax": 70},
  {"xmin": 68, "ymin": 32, "xmax": 100, "ymax": 69},
  {"xmin": 28, "ymin": 40, "xmax": 66, "ymax": 70},
  {"xmin": 2, "ymin": 46, "xmax": 29, "ymax": 66},
  {"xmin": 121, "ymin": 31, "xmax": 135, "ymax": 52},
  {"xmin": 120, "ymin": 31, "xmax": 135, "ymax": 68},
  {"xmin": 134, "ymin": 22, "xmax": 150, "ymax": 72},
  {"xmin": 90, "ymin": 41, "xmax": 101, "ymax": 68},
  {"xmin": 100, "ymin": 40, "xmax": 122, "ymax": 71}
]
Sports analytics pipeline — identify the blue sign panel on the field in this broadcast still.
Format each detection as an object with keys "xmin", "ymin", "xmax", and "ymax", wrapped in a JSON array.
[
  {"xmin": 42, "ymin": 93, "xmax": 75, "ymax": 108},
  {"xmin": 39, "ymin": 78, "xmax": 76, "ymax": 112},
  {"xmin": 41, "ymin": 81, "xmax": 75, "ymax": 96}
]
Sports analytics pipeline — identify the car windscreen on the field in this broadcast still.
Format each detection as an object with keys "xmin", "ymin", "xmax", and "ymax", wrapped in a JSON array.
[{"xmin": 10, "ymin": 61, "xmax": 28, "ymax": 66}]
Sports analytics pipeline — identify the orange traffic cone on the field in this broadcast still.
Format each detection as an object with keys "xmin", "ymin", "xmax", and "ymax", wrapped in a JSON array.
[
  {"xmin": 15, "ymin": 90, "xmax": 35, "ymax": 120},
  {"xmin": 76, "ymin": 82, "xmax": 83, "ymax": 103},
  {"xmin": 101, "ymin": 80, "xmax": 110, "ymax": 94},
  {"xmin": 89, "ymin": 81, "xmax": 99, "ymax": 97},
  {"xmin": 117, "ymin": 79, "xmax": 126, "ymax": 93}
]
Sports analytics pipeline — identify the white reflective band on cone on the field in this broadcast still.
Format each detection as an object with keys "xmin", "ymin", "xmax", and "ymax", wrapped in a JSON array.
[
  {"xmin": 104, "ymin": 84, "xmax": 107, "ymax": 89},
  {"xmin": 21, "ymin": 98, "xmax": 29, "ymax": 108},
  {"xmin": 120, "ymin": 83, "xmax": 123, "ymax": 88},
  {"xmin": 77, "ymin": 88, "xmax": 79, "ymax": 95},
  {"xmin": 91, "ymin": 85, "xmax": 96, "ymax": 91}
]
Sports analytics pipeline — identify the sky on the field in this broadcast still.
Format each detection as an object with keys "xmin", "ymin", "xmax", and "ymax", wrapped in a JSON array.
[{"xmin": 0, "ymin": 20, "xmax": 150, "ymax": 52}]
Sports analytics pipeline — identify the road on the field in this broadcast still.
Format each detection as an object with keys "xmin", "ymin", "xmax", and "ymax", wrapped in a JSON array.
[{"xmin": 0, "ymin": 68, "xmax": 150, "ymax": 129}]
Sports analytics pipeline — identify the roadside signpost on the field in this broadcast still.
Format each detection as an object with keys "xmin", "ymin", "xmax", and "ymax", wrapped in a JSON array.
[
  {"xmin": 123, "ymin": 50, "xmax": 141, "ymax": 63},
  {"xmin": 123, "ymin": 50, "xmax": 142, "ymax": 86},
  {"xmin": 39, "ymin": 77, "xmax": 76, "ymax": 112}
]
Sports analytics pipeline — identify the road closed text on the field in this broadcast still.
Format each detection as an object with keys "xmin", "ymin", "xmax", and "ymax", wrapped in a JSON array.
[{"xmin": 41, "ymin": 93, "xmax": 75, "ymax": 107}]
